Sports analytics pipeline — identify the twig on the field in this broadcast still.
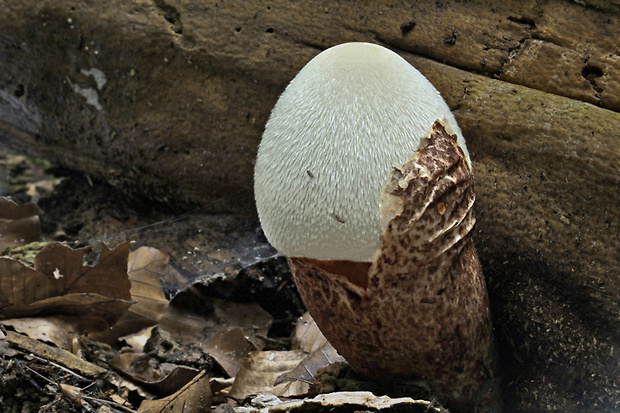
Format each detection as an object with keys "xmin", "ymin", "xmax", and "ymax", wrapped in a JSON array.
[
  {"xmin": 83, "ymin": 395, "xmax": 138, "ymax": 413},
  {"xmin": 29, "ymin": 353, "xmax": 89, "ymax": 382}
]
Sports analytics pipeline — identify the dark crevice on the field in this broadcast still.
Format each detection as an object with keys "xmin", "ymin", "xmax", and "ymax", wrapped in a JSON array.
[
  {"xmin": 507, "ymin": 16, "xmax": 537, "ymax": 28},
  {"xmin": 582, "ymin": 65, "xmax": 604, "ymax": 91},
  {"xmin": 14, "ymin": 84, "xmax": 25, "ymax": 98},
  {"xmin": 582, "ymin": 65, "xmax": 604, "ymax": 104},
  {"xmin": 400, "ymin": 20, "xmax": 416, "ymax": 34},
  {"xmin": 152, "ymin": 0, "xmax": 183, "ymax": 34},
  {"xmin": 293, "ymin": 39, "xmax": 326, "ymax": 53}
]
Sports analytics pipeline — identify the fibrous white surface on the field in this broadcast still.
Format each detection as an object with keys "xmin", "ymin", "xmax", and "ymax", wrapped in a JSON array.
[{"xmin": 255, "ymin": 42, "xmax": 469, "ymax": 261}]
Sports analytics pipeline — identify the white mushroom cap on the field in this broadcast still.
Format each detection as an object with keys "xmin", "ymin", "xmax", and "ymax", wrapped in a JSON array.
[{"xmin": 255, "ymin": 42, "xmax": 469, "ymax": 262}]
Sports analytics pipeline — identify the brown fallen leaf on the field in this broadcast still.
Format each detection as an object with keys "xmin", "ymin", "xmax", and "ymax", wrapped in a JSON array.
[
  {"xmin": 34, "ymin": 242, "xmax": 130, "ymax": 299},
  {"xmin": 159, "ymin": 297, "xmax": 272, "ymax": 377},
  {"xmin": 112, "ymin": 352, "xmax": 200, "ymax": 396},
  {"xmin": 202, "ymin": 327, "xmax": 257, "ymax": 377},
  {"xmin": 93, "ymin": 247, "xmax": 172, "ymax": 343},
  {"xmin": 292, "ymin": 312, "xmax": 328, "ymax": 353},
  {"xmin": 228, "ymin": 351, "xmax": 310, "ymax": 399},
  {"xmin": 0, "ymin": 242, "xmax": 131, "ymax": 333},
  {"xmin": 138, "ymin": 370, "xmax": 212, "ymax": 413},
  {"xmin": 275, "ymin": 312, "xmax": 345, "ymax": 387},
  {"xmin": 112, "ymin": 352, "xmax": 158, "ymax": 382},
  {"xmin": 127, "ymin": 247, "xmax": 173, "ymax": 322},
  {"xmin": 0, "ymin": 197, "xmax": 42, "ymax": 248},
  {"xmin": 0, "ymin": 316, "xmax": 77, "ymax": 350},
  {"xmin": 206, "ymin": 298, "xmax": 272, "ymax": 351},
  {"xmin": 119, "ymin": 326, "xmax": 154, "ymax": 352},
  {"xmin": 274, "ymin": 342, "xmax": 345, "ymax": 388}
]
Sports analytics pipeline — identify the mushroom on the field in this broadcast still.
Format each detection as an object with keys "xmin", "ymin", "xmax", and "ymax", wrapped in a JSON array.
[{"xmin": 254, "ymin": 42, "xmax": 497, "ymax": 411}]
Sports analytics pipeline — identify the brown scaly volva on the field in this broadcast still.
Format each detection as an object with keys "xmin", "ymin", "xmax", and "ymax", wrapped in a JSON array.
[{"xmin": 289, "ymin": 122, "xmax": 498, "ymax": 412}]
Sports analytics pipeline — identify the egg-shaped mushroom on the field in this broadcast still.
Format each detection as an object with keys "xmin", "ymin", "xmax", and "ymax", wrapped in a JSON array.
[{"xmin": 254, "ymin": 42, "xmax": 497, "ymax": 412}]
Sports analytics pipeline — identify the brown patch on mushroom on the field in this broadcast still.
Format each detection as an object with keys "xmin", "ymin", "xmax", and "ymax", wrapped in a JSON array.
[
  {"xmin": 436, "ymin": 201, "xmax": 447, "ymax": 215},
  {"xmin": 294, "ymin": 258, "xmax": 371, "ymax": 290},
  {"xmin": 288, "ymin": 122, "xmax": 497, "ymax": 412}
]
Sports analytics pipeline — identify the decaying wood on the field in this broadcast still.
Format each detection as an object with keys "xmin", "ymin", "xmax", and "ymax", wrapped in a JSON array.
[
  {"xmin": 0, "ymin": 0, "xmax": 618, "ymax": 208},
  {"xmin": 0, "ymin": 0, "xmax": 618, "ymax": 411},
  {"xmin": 4, "ymin": 330, "xmax": 109, "ymax": 378}
]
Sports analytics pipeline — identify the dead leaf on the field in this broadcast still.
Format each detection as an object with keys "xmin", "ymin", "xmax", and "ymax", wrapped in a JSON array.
[
  {"xmin": 112, "ymin": 352, "xmax": 200, "ymax": 396},
  {"xmin": 207, "ymin": 299, "xmax": 272, "ymax": 350},
  {"xmin": 112, "ymin": 352, "xmax": 158, "ymax": 382},
  {"xmin": 159, "ymin": 297, "xmax": 272, "ymax": 376},
  {"xmin": 93, "ymin": 247, "xmax": 172, "ymax": 343},
  {"xmin": 119, "ymin": 326, "xmax": 155, "ymax": 352},
  {"xmin": 202, "ymin": 327, "xmax": 257, "ymax": 377},
  {"xmin": 0, "ymin": 198, "xmax": 43, "ymax": 220},
  {"xmin": 0, "ymin": 316, "xmax": 77, "ymax": 350},
  {"xmin": 137, "ymin": 370, "xmax": 212, "ymax": 413},
  {"xmin": 228, "ymin": 351, "xmax": 309, "ymax": 399},
  {"xmin": 275, "ymin": 312, "xmax": 345, "ymax": 387},
  {"xmin": 127, "ymin": 247, "xmax": 171, "ymax": 322},
  {"xmin": 0, "ymin": 197, "xmax": 42, "ymax": 248},
  {"xmin": 274, "ymin": 342, "xmax": 344, "ymax": 388},
  {"xmin": 291, "ymin": 312, "xmax": 328, "ymax": 353},
  {"xmin": 0, "ymin": 242, "xmax": 131, "ymax": 333},
  {"xmin": 34, "ymin": 242, "xmax": 130, "ymax": 300}
]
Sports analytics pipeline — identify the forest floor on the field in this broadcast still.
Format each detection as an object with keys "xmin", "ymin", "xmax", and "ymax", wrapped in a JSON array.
[{"xmin": 0, "ymin": 149, "xmax": 442, "ymax": 412}]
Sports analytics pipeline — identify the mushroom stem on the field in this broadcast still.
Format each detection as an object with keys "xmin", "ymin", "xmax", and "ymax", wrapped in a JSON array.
[{"xmin": 289, "ymin": 122, "xmax": 498, "ymax": 412}]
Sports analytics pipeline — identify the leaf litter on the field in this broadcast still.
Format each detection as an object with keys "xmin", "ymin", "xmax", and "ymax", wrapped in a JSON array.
[{"xmin": 0, "ymin": 153, "xmax": 446, "ymax": 412}]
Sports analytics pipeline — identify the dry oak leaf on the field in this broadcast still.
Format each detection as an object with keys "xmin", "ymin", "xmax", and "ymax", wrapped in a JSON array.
[
  {"xmin": 202, "ymin": 327, "xmax": 257, "ymax": 378},
  {"xmin": 112, "ymin": 352, "xmax": 200, "ymax": 395},
  {"xmin": 158, "ymin": 297, "xmax": 272, "ymax": 377},
  {"xmin": 0, "ymin": 242, "xmax": 131, "ymax": 333},
  {"xmin": 0, "ymin": 197, "xmax": 42, "ymax": 248},
  {"xmin": 275, "ymin": 312, "xmax": 345, "ymax": 388},
  {"xmin": 0, "ymin": 315, "xmax": 78, "ymax": 350},
  {"xmin": 228, "ymin": 350, "xmax": 310, "ymax": 399},
  {"xmin": 127, "ymin": 247, "xmax": 171, "ymax": 324},
  {"xmin": 292, "ymin": 311, "xmax": 329, "ymax": 353},
  {"xmin": 138, "ymin": 370, "xmax": 212, "ymax": 413},
  {"xmin": 94, "ymin": 246, "xmax": 172, "ymax": 343}
]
